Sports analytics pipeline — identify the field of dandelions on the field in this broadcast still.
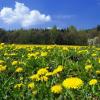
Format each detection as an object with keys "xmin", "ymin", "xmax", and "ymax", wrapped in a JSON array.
[{"xmin": 0, "ymin": 43, "xmax": 100, "ymax": 100}]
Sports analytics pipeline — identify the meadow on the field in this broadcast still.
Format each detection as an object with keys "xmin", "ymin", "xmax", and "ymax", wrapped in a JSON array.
[{"xmin": 0, "ymin": 43, "xmax": 100, "ymax": 100}]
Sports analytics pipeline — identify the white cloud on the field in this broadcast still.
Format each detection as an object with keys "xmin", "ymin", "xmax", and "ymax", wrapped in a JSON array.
[{"xmin": 0, "ymin": 2, "xmax": 51, "ymax": 27}]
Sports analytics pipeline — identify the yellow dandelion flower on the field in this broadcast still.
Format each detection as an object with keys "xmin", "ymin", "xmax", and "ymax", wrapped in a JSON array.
[
  {"xmin": 51, "ymin": 84, "xmax": 62, "ymax": 94},
  {"xmin": 37, "ymin": 68, "xmax": 48, "ymax": 76},
  {"xmin": 85, "ymin": 65, "xmax": 92, "ymax": 71},
  {"xmin": 28, "ymin": 82, "xmax": 35, "ymax": 89},
  {"xmin": 91, "ymin": 53, "xmax": 96, "ymax": 57},
  {"xmin": 78, "ymin": 50, "xmax": 88, "ymax": 54},
  {"xmin": 45, "ymin": 72, "xmax": 53, "ymax": 77},
  {"xmin": 53, "ymin": 65, "xmax": 63, "ymax": 75},
  {"xmin": 14, "ymin": 83, "xmax": 24, "ymax": 89},
  {"xmin": 96, "ymin": 70, "xmax": 100, "ymax": 75},
  {"xmin": 12, "ymin": 61, "xmax": 18, "ymax": 66},
  {"xmin": 40, "ymin": 52, "xmax": 48, "ymax": 56},
  {"xmin": 62, "ymin": 77, "xmax": 84, "ymax": 89},
  {"xmin": 98, "ymin": 58, "xmax": 100, "ymax": 63},
  {"xmin": 28, "ymin": 53, "xmax": 38, "ymax": 58},
  {"xmin": 47, "ymin": 46, "xmax": 53, "ymax": 50},
  {"xmin": 40, "ymin": 76, "xmax": 48, "ymax": 82},
  {"xmin": 29, "ymin": 74, "xmax": 40, "ymax": 81},
  {"xmin": 15, "ymin": 67, "xmax": 23, "ymax": 73},
  {"xmin": 89, "ymin": 79, "xmax": 97, "ymax": 85},
  {"xmin": 0, "ymin": 65, "xmax": 6, "ymax": 72},
  {"xmin": 62, "ymin": 47, "xmax": 68, "ymax": 51}
]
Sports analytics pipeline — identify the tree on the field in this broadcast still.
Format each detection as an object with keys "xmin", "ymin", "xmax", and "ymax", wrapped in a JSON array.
[
  {"xmin": 67, "ymin": 25, "xmax": 77, "ymax": 33},
  {"xmin": 97, "ymin": 25, "xmax": 100, "ymax": 31},
  {"xmin": 0, "ymin": 28, "xmax": 6, "ymax": 42}
]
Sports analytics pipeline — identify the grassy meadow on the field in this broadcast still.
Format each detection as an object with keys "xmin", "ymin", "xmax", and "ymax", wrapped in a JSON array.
[{"xmin": 0, "ymin": 43, "xmax": 100, "ymax": 100}]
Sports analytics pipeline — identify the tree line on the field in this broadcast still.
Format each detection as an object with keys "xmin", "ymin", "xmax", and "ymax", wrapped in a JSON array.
[{"xmin": 0, "ymin": 25, "xmax": 100, "ymax": 45}]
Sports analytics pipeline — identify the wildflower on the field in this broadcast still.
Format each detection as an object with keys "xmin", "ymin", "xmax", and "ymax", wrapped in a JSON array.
[
  {"xmin": 37, "ymin": 68, "xmax": 48, "ymax": 76},
  {"xmin": 53, "ymin": 65, "xmax": 63, "ymax": 75},
  {"xmin": 12, "ymin": 61, "xmax": 18, "ymax": 66},
  {"xmin": 62, "ymin": 77, "xmax": 84, "ymax": 89},
  {"xmin": 85, "ymin": 65, "xmax": 92, "ymax": 71},
  {"xmin": 40, "ymin": 76, "xmax": 48, "ymax": 82},
  {"xmin": 40, "ymin": 52, "xmax": 48, "ymax": 56},
  {"xmin": 0, "ymin": 65, "xmax": 6, "ymax": 72},
  {"xmin": 47, "ymin": 46, "xmax": 53, "ymax": 49},
  {"xmin": 29, "ymin": 74, "xmax": 40, "ymax": 81},
  {"xmin": 62, "ymin": 47, "xmax": 68, "ymax": 51},
  {"xmin": 91, "ymin": 53, "xmax": 96, "ymax": 57},
  {"xmin": 28, "ymin": 82, "xmax": 35, "ymax": 89},
  {"xmin": 51, "ymin": 84, "xmax": 62, "ymax": 94},
  {"xmin": 98, "ymin": 58, "xmax": 100, "ymax": 63},
  {"xmin": 89, "ymin": 79, "xmax": 98, "ymax": 85},
  {"xmin": 28, "ymin": 53, "xmax": 38, "ymax": 58},
  {"xmin": 96, "ymin": 70, "xmax": 100, "ymax": 75},
  {"xmin": 15, "ymin": 67, "xmax": 23, "ymax": 73},
  {"xmin": 14, "ymin": 83, "xmax": 24, "ymax": 89},
  {"xmin": 78, "ymin": 50, "xmax": 88, "ymax": 54},
  {"xmin": 45, "ymin": 72, "xmax": 53, "ymax": 77}
]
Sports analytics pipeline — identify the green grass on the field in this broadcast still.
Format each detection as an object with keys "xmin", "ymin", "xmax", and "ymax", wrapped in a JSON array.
[{"xmin": 0, "ymin": 44, "xmax": 100, "ymax": 100}]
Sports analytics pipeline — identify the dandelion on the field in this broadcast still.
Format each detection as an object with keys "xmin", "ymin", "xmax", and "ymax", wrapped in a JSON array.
[
  {"xmin": 45, "ymin": 72, "xmax": 53, "ymax": 77},
  {"xmin": 29, "ymin": 74, "xmax": 40, "ymax": 81},
  {"xmin": 96, "ymin": 70, "xmax": 100, "ymax": 75},
  {"xmin": 78, "ymin": 50, "xmax": 88, "ymax": 54},
  {"xmin": 40, "ymin": 52, "xmax": 48, "ymax": 56},
  {"xmin": 62, "ymin": 47, "xmax": 68, "ymax": 51},
  {"xmin": 89, "ymin": 79, "xmax": 97, "ymax": 85},
  {"xmin": 85, "ymin": 65, "xmax": 92, "ymax": 71},
  {"xmin": 40, "ymin": 76, "xmax": 48, "ymax": 82},
  {"xmin": 51, "ymin": 84, "xmax": 62, "ymax": 94},
  {"xmin": 0, "ymin": 65, "xmax": 6, "ymax": 72},
  {"xmin": 28, "ymin": 53, "xmax": 38, "ymax": 58},
  {"xmin": 37, "ymin": 68, "xmax": 48, "ymax": 76},
  {"xmin": 53, "ymin": 65, "xmax": 63, "ymax": 75},
  {"xmin": 47, "ymin": 46, "xmax": 53, "ymax": 50},
  {"xmin": 15, "ymin": 67, "xmax": 23, "ymax": 73},
  {"xmin": 14, "ymin": 83, "xmax": 24, "ymax": 89},
  {"xmin": 28, "ymin": 82, "xmax": 35, "ymax": 89},
  {"xmin": 62, "ymin": 77, "xmax": 84, "ymax": 89},
  {"xmin": 98, "ymin": 58, "xmax": 100, "ymax": 63},
  {"xmin": 91, "ymin": 53, "xmax": 97, "ymax": 57},
  {"xmin": 12, "ymin": 61, "xmax": 18, "ymax": 66}
]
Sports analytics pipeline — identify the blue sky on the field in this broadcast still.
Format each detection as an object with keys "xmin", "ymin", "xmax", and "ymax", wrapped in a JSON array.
[{"xmin": 0, "ymin": 0, "xmax": 100, "ymax": 30}]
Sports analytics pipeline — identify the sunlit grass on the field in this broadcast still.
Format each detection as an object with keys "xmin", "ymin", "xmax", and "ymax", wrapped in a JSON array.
[{"xmin": 0, "ymin": 43, "xmax": 99, "ymax": 99}]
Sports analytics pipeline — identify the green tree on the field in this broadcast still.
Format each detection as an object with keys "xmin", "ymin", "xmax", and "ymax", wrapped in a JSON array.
[{"xmin": 67, "ymin": 25, "xmax": 77, "ymax": 33}]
